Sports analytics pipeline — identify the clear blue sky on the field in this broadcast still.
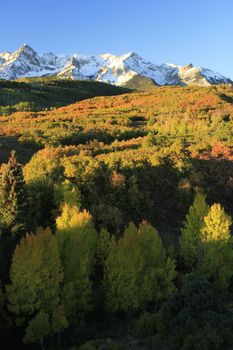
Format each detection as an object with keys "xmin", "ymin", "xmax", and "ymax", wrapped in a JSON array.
[{"xmin": 1, "ymin": 0, "xmax": 233, "ymax": 78}]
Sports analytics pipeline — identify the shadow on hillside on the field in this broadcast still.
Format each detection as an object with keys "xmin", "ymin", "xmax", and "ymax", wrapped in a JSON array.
[
  {"xmin": 191, "ymin": 157, "xmax": 233, "ymax": 216},
  {"xmin": 62, "ymin": 130, "xmax": 147, "ymax": 147},
  {"xmin": 219, "ymin": 93, "xmax": 233, "ymax": 104},
  {"xmin": 88, "ymin": 156, "xmax": 233, "ymax": 242},
  {"xmin": 0, "ymin": 136, "xmax": 36, "ymax": 164}
]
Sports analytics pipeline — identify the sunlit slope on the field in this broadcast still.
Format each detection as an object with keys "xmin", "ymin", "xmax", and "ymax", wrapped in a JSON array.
[{"xmin": 0, "ymin": 85, "xmax": 232, "ymax": 149}]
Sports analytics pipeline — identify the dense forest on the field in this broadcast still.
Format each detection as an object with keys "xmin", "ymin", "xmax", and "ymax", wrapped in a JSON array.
[
  {"xmin": 0, "ymin": 78, "xmax": 130, "ymax": 116},
  {"xmin": 0, "ymin": 81, "xmax": 233, "ymax": 350}
]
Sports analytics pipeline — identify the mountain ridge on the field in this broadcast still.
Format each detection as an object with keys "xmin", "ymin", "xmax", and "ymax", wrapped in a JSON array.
[{"xmin": 0, "ymin": 44, "xmax": 232, "ymax": 87}]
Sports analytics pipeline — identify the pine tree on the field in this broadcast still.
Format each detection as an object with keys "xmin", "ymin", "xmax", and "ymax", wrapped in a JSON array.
[
  {"xmin": 0, "ymin": 151, "xmax": 29, "ymax": 236},
  {"xmin": 0, "ymin": 151, "xmax": 30, "ymax": 283},
  {"xmin": 180, "ymin": 192, "xmax": 209, "ymax": 268}
]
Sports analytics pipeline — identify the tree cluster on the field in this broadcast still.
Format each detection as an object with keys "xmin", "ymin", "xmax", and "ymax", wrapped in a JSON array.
[{"xmin": 0, "ymin": 152, "xmax": 232, "ymax": 350}]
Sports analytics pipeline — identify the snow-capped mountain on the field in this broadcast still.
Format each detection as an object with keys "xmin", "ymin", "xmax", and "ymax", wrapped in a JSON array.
[{"xmin": 0, "ymin": 44, "xmax": 232, "ymax": 86}]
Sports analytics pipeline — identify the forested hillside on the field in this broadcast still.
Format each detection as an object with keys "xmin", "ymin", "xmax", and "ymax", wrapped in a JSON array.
[
  {"xmin": 0, "ymin": 84, "xmax": 233, "ymax": 350},
  {"xmin": 0, "ymin": 78, "xmax": 130, "ymax": 115}
]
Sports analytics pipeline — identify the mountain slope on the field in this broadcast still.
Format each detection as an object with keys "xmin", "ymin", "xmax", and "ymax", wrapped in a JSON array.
[
  {"xmin": 122, "ymin": 74, "xmax": 158, "ymax": 90},
  {"xmin": 0, "ymin": 44, "xmax": 232, "ymax": 87},
  {"xmin": 0, "ymin": 77, "xmax": 130, "ymax": 115}
]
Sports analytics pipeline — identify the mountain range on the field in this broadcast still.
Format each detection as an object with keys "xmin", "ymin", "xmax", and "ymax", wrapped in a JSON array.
[{"xmin": 0, "ymin": 44, "xmax": 232, "ymax": 87}]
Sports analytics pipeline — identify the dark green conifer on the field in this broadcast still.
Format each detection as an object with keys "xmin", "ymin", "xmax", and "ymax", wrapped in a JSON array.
[
  {"xmin": 0, "ymin": 151, "xmax": 29, "ymax": 283},
  {"xmin": 0, "ymin": 150, "xmax": 29, "ymax": 236}
]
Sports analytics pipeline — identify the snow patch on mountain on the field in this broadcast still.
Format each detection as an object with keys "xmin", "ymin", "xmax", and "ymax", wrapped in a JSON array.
[{"xmin": 0, "ymin": 44, "xmax": 232, "ymax": 87}]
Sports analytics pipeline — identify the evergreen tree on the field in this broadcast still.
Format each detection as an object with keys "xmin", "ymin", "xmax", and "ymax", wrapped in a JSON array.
[
  {"xmin": 0, "ymin": 151, "xmax": 29, "ymax": 236},
  {"xmin": 180, "ymin": 192, "xmax": 209, "ymax": 268},
  {"xmin": 156, "ymin": 274, "xmax": 233, "ymax": 350},
  {"xmin": 7, "ymin": 228, "xmax": 66, "ymax": 347},
  {"xmin": 0, "ymin": 151, "xmax": 30, "ymax": 283}
]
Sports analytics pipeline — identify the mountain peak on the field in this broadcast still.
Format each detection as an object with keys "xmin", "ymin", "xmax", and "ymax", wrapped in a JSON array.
[
  {"xmin": 181, "ymin": 63, "xmax": 194, "ymax": 70},
  {"xmin": 12, "ymin": 44, "xmax": 39, "ymax": 63},
  {"xmin": 22, "ymin": 43, "xmax": 31, "ymax": 48},
  {"xmin": 122, "ymin": 51, "xmax": 140, "ymax": 60},
  {"xmin": 17, "ymin": 44, "xmax": 36, "ymax": 54},
  {"xmin": 0, "ymin": 46, "xmax": 231, "ymax": 86}
]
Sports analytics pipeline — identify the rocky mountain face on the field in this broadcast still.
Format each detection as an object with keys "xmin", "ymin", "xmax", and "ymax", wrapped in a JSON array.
[{"xmin": 0, "ymin": 44, "xmax": 232, "ymax": 86}]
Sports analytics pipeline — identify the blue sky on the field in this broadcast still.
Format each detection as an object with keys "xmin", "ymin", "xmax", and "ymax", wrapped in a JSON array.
[{"xmin": 1, "ymin": 0, "xmax": 233, "ymax": 78}]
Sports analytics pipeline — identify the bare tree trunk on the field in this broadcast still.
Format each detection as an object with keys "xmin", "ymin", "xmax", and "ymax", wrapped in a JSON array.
[
  {"xmin": 57, "ymin": 331, "xmax": 61, "ymax": 347},
  {"xmin": 40, "ymin": 337, "xmax": 45, "ymax": 350}
]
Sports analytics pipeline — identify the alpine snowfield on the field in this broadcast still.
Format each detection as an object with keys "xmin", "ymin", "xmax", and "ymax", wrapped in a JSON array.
[{"xmin": 0, "ymin": 44, "xmax": 232, "ymax": 86}]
